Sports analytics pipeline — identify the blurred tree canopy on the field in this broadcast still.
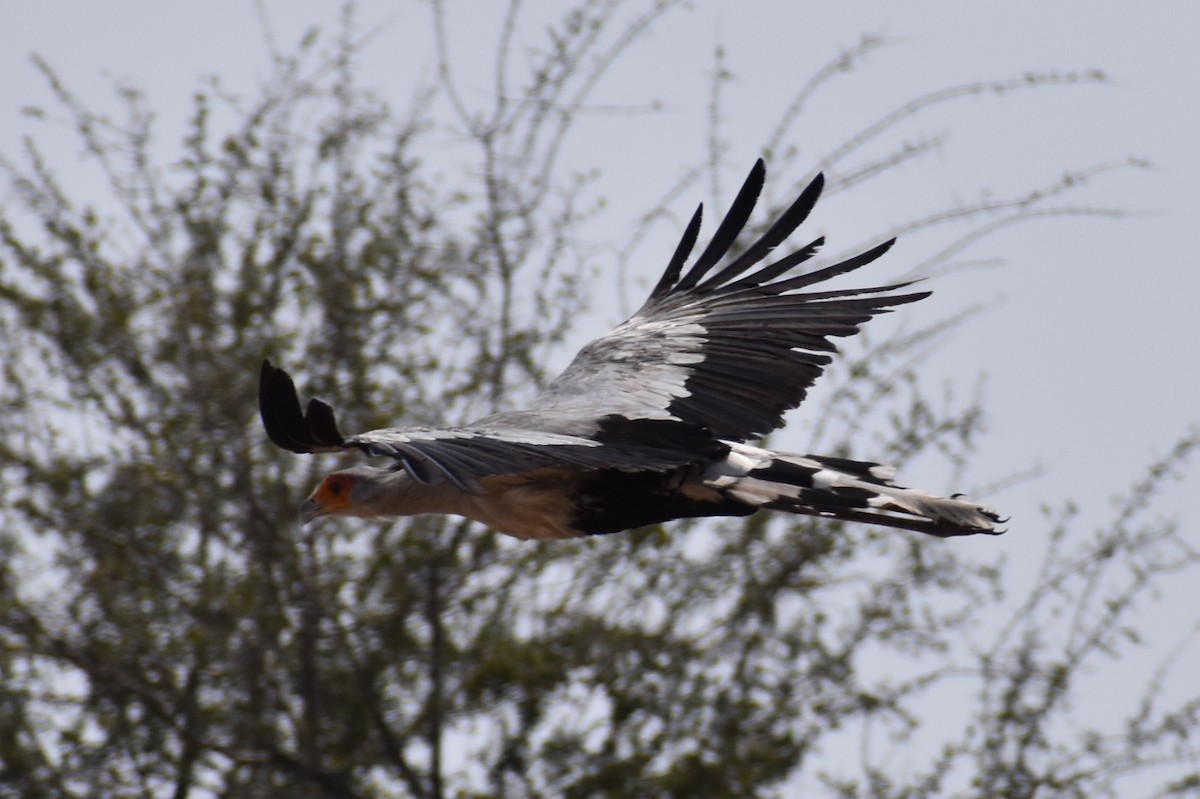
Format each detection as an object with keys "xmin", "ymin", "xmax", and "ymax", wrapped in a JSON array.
[{"xmin": 1, "ymin": 3, "xmax": 1197, "ymax": 798}]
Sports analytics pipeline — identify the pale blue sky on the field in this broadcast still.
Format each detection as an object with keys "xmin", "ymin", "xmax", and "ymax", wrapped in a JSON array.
[{"xmin": 3, "ymin": 1, "xmax": 1198, "ymax": 792}]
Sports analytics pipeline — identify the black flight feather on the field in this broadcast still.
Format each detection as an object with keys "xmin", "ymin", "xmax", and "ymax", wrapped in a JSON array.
[
  {"xmin": 762, "ymin": 238, "xmax": 897, "ymax": 294},
  {"xmin": 720, "ymin": 236, "xmax": 825, "ymax": 293},
  {"xmin": 305, "ymin": 398, "xmax": 345, "ymax": 448},
  {"xmin": 674, "ymin": 158, "xmax": 766, "ymax": 292},
  {"xmin": 694, "ymin": 172, "xmax": 825, "ymax": 292},
  {"xmin": 649, "ymin": 203, "xmax": 704, "ymax": 301},
  {"xmin": 260, "ymin": 360, "xmax": 323, "ymax": 453}
]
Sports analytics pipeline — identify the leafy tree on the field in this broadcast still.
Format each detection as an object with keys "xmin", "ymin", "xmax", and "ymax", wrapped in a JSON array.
[{"xmin": 1, "ymin": 3, "xmax": 1196, "ymax": 798}]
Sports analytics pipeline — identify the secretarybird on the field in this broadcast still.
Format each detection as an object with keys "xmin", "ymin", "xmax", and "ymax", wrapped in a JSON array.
[{"xmin": 260, "ymin": 159, "xmax": 1003, "ymax": 539}]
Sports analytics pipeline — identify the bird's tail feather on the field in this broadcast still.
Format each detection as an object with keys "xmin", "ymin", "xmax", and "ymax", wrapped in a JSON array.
[{"xmin": 707, "ymin": 443, "xmax": 1004, "ymax": 537}]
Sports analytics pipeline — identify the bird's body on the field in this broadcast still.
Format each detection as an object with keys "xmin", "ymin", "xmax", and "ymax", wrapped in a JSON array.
[{"xmin": 262, "ymin": 160, "xmax": 1003, "ymax": 539}]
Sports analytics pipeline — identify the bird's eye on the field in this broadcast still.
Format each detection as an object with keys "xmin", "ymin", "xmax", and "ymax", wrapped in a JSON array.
[{"xmin": 328, "ymin": 481, "xmax": 343, "ymax": 496}]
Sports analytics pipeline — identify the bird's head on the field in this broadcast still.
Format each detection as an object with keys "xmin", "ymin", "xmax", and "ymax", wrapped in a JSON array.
[{"xmin": 300, "ymin": 464, "xmax": 393, "ymax": 523}]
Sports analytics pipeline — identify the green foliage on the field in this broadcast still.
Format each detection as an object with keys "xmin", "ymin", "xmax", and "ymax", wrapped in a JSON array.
[{"xmin": 0, "ymin": 3, "xmax": 1196, "ymax": 798}]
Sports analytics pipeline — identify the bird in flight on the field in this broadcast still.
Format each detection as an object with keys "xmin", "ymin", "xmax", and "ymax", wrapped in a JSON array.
[{"xmin": 260, "ymin": 159, "xmax": 1002, "ymax": 539}]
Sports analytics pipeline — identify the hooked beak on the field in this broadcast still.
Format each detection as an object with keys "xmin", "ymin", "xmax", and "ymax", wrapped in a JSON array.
[{"xmin": 300, "ymin": 496, "xmax": 325, "ymax": 524}]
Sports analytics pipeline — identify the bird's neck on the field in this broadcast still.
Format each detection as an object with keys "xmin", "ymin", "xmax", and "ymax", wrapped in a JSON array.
[{"xmin": 362, "ymin": 469, "xmax": 465, "ymax": 519}]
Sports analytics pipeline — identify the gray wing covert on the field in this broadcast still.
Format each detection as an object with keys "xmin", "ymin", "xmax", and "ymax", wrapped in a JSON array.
[
  {"xmin": 529, "ymin": 159, "xmax": 929, "ymax": 442},
  {"xmin": 260, "ymin": 360, "xmax": 721, "ymax": 494}
]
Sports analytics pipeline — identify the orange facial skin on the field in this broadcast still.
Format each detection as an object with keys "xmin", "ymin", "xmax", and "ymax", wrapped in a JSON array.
[{"xmin": 301, "ymin": 473, "xmax": 355, "ymax": 522}]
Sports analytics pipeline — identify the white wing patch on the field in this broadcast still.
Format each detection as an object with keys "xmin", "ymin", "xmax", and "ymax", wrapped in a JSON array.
[
  {"xmin": 530, "ymin": 317, "xmax": 708, "ymax": 420},
  {"xmin": 352, "ymin": 427, "xmax": 603, "ymax": 449}
]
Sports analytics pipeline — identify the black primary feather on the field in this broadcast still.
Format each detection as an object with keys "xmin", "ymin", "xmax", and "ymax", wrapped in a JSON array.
[
  {"xmin": 649, "ymin": 203, "xmax": 704, "ymax": 301},
  {"xmin": 694, "ymin": 172, "xmax": 824, "ymax": 292},
  {"xmin": 674, "ymin": 158, "xmax": 766, "ymax": 291}
]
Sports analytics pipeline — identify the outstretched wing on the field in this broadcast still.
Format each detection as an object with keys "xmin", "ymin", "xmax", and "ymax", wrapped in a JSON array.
[
  {"xmin": 529, "ymin": 159, "xmax": 929, "ymax": 441},
  {"xmin": 259, "ymin": 360, "xmax": 723, "ymax": 494}
]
